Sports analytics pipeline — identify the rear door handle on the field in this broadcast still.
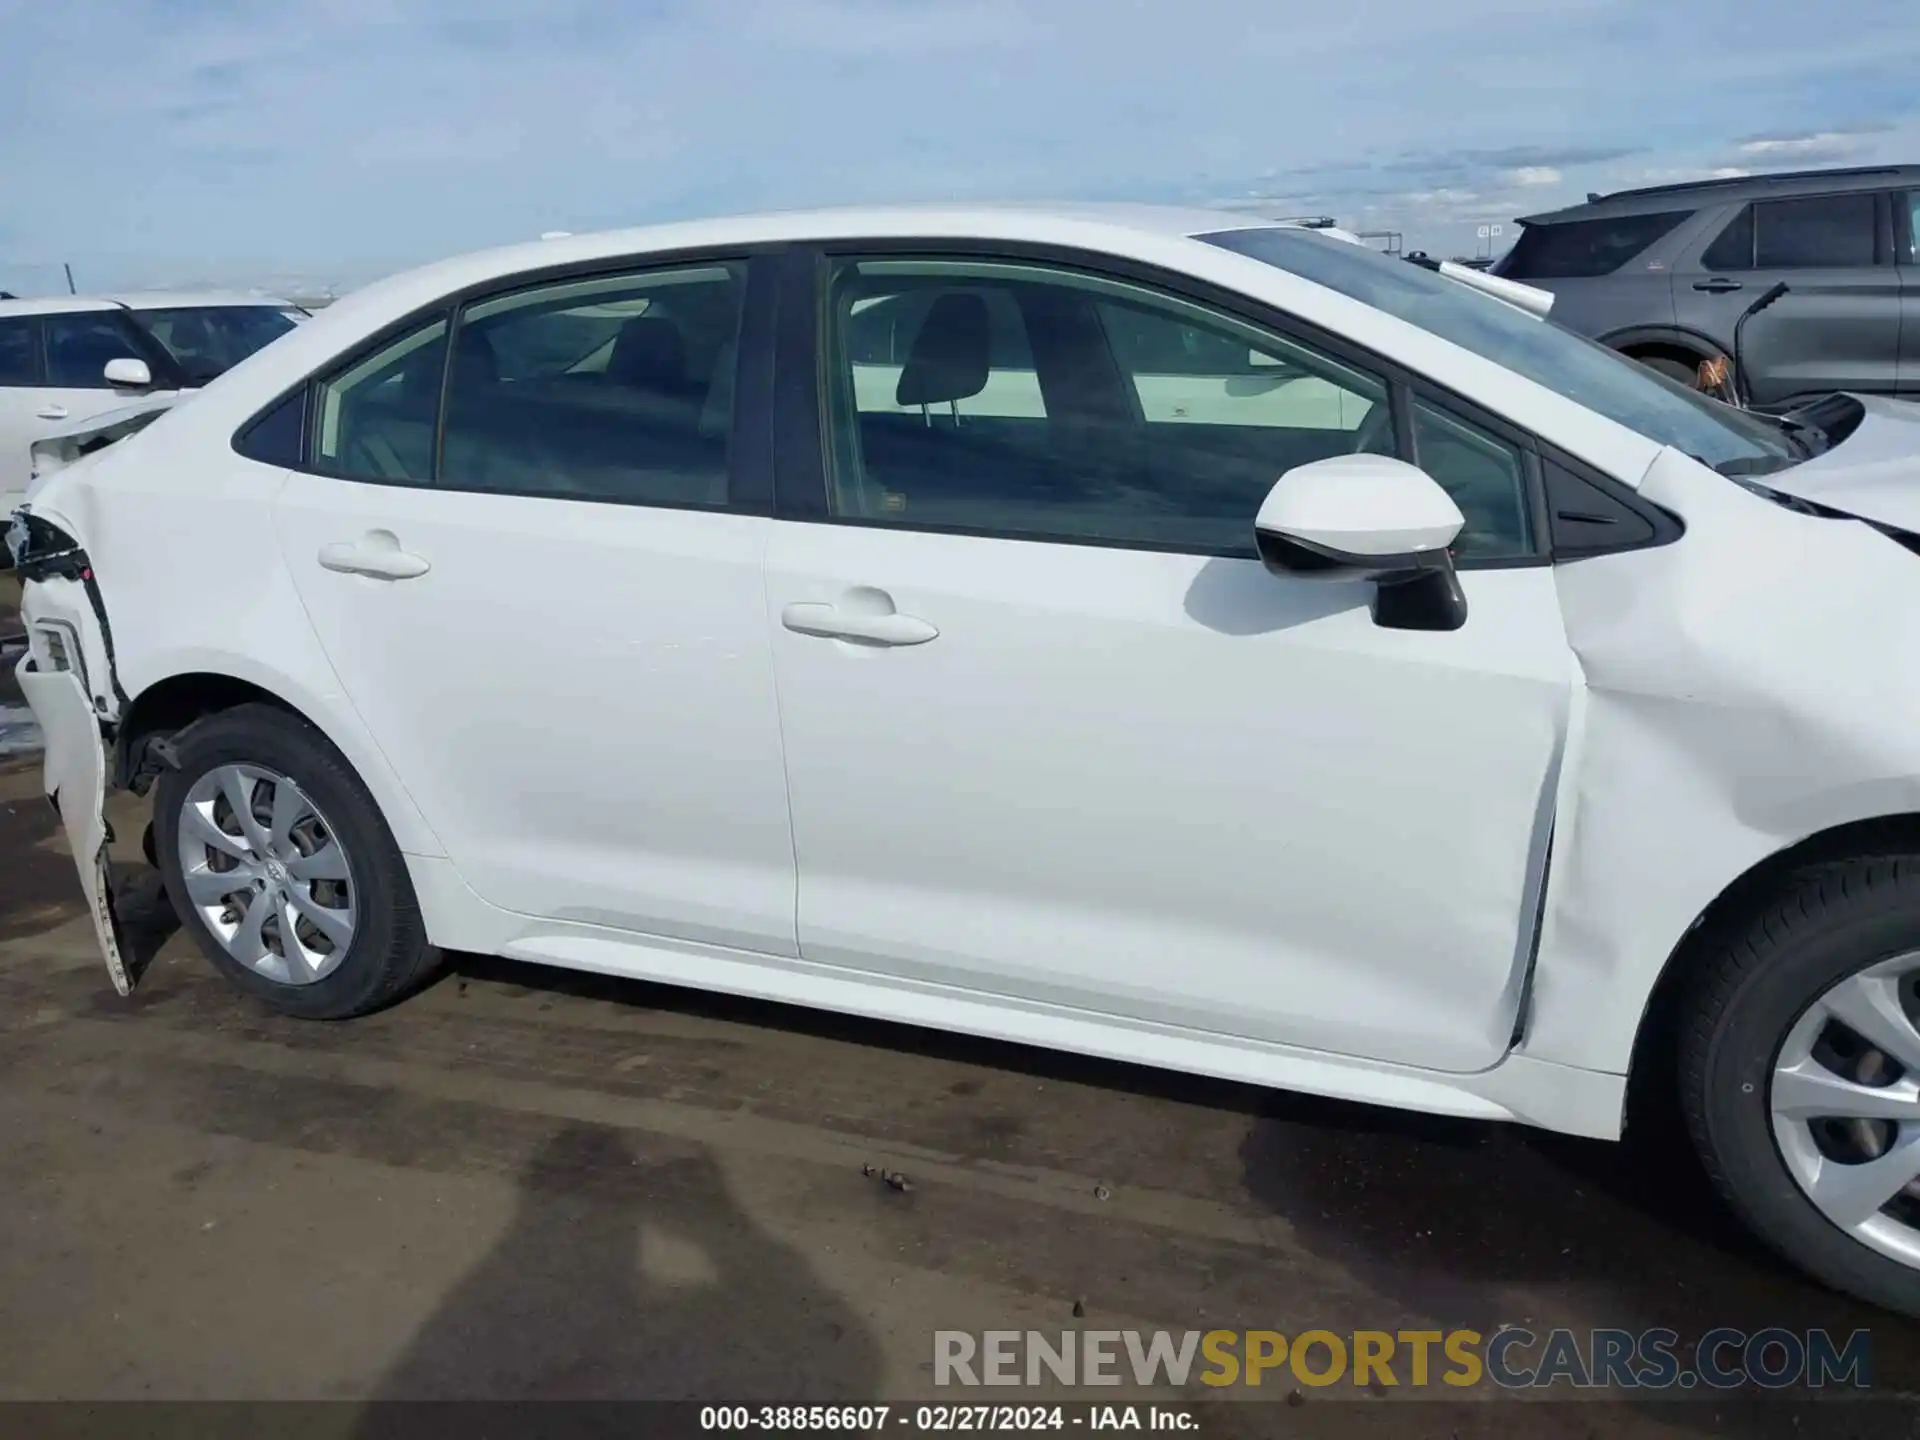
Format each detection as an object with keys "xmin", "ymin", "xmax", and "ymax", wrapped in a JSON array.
[
  {"xmin": 318, "ymin": 532, "xmax": 431, "ymax": 581},
  {"xmin": 36, "ymin": 405, "xmax": 68, "ymax": 421},
  {"xmin": 781, "ymin": 601, "xmax": 938, "ymax": 646},
  {"xmin": 1693, "ymin": 278, "xmax": 1744, "ymax": 294}
]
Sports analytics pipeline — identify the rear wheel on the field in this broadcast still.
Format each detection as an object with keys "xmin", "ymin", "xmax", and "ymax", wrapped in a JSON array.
[
  {"xmin": 153, "ymin": 703, "xmax": 437, "ymax": 1018},
  {"xmin": 1682, "ymin": 858, "xmax": 1920, "ymax": 1316}
]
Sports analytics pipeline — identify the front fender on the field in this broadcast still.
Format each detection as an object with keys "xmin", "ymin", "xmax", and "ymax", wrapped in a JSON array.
[{"xmin": 1521, "ymin": 450, "xmax": 1920, "ymax": 1075}]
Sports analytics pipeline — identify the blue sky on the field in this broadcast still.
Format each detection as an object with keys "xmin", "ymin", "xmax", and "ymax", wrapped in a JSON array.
[{"xmin": 2, "ymin": 0, "xmax": 1917, "ymax": 295}]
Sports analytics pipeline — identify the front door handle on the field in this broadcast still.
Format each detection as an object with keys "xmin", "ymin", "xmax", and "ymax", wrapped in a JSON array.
[
  {"xmin": 1693, "ymin": 278, "xmax": 1744, "ymax": 294},
  {"xmin": 36, "ymin": 405, "xmax": 68, "ymax": 421},
  {"xmin": 781, "ymin": 601, "xmax": 938, "ymax": 646},
  {"xmin": 318, "ymin": 531, "xmax": 431, "ymax": 581}
]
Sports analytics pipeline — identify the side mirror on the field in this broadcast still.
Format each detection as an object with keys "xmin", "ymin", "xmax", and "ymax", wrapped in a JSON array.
[
  {"xmin": 103, "ymin": 357, "xmax": 153, "ymax": 390},
  {"xmin": 1253, "ymin": 454, "xmax": 1470, "ymax": 632}
]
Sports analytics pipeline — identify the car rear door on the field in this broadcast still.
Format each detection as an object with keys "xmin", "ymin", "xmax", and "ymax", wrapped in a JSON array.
[
  {"xmin": 271, "ymin": 251, "xmax": 800, "ymax": 957},
  {"xmin": 1675, "ymin": 192, "xmax": 1903, "ymax": 407},
  {"xmin": 762, "ymin": 244, "xmax": 1576, "ymax": 1076}
]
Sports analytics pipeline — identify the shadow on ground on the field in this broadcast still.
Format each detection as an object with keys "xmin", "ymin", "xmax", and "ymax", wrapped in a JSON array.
[
  {"xmin": 445, "ymin": 953, "xmax": 1920, "ymax": 1402},
  {"xmin": 353, "ymin": 1121, "xmax": 882, "ymax": 1419}
]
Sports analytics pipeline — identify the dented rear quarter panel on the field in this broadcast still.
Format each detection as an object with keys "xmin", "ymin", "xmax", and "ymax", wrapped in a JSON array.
[
  {"xmin": 18, "ymin": 420, "xmax": 448, "ymax": 860},
  {"xmin": 1524, "ymin": 449, "xmax": 1920, "ymax": 1074}
]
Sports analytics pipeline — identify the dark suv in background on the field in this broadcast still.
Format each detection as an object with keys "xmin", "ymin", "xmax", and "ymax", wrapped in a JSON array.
[{"xmin": 1491, "ymin": 164, "xmax": 1919, "ymax": 410}]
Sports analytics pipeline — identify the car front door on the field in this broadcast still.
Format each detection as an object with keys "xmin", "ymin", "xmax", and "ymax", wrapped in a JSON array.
[
  {"xmin": 763, "ymin": 249, "xmax": 1576, "ymax": 1076},
  {"xmin": 38, "ymin": 309, "xmax": 180, "ymax": 429},
  {"xmin": 271, "ymin": 253, "xmax": 799, "ymax": 956},
  {"xmin": 1675, "ymin": 192, "xmax": 1903, "ymax": 407}
]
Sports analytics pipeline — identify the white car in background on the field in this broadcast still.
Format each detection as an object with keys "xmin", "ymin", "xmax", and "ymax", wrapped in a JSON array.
[
  {"xmin": 0, "ymin": 292, "xmax": 306, "ymax": 513},
  {"xmin": 11, "ymin": 203, "xmax": 1920, "ymax": 1315}
]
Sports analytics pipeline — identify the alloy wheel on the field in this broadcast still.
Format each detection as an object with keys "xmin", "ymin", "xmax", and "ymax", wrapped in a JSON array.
[
  {"xmin": 1771, "ymin": 952, "xmax": 1920, "ymax": 1269},
  {"xmin": 175, "ymin": 762, "xmax": 357, "ymax": 986}
]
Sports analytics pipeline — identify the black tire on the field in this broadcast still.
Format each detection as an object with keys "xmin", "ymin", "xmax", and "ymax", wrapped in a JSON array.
[
  {"xmin": 1681, "ymin": 857, "xmax": 1920, "ymax": 1316},
  {"xmin": 153, "ymin": 703, "xmax": 438, "ymax": 1019},
  {"xmin": 1633, "ymin": 353, "xmax": 1700, "ymax": 386}
]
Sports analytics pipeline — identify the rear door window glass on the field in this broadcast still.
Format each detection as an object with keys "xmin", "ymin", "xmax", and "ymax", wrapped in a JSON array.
[
  {"xmin": 439, "ymin": 263, "xmax": 747, "ymax": 507},
  {"xmin": 1700, "ymin": 206, "xmax": 1755, "ymax": 270},
  {"xmin": 1498, "ymin": 211, "xmax": 1692, "ymax": 279},
  {"xmin": 1698, "ymin": 194, "xmax": 1884, "ymax": 272}
]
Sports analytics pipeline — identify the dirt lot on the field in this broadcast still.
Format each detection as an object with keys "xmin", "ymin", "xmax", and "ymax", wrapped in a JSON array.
[{"xmin": 2, "ymin": 570, "xmax": 1916, "ymax": 1434}]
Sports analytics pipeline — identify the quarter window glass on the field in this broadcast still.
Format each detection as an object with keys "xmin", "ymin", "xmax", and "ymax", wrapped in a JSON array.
[
  {"xmin": 1498, "ymin": 211, "xmax": 1692, "ymax": 279},
  {"xmin": 1754, "ymin": 194, "xmax": 1877, "ymax": 268},
  {"xmin": 823, "ymin": 257, "xmax": 1400, "ymax": 554},
  {"xmin": 0, "ymin": 319, "xmax": 37, "ymax": 384},
  {"xmin": 311, "ymin": 318, "xmax": 449, "ymax": 483},
  {"xmin": 440, "ymin": 264, "xmax": 746, "ymax": 506},
  {"xmin": 1410, "ymin": 400, "xmax": 1532, "ymax": 558},
  {"xmin": 1906, "ymin": 192, "xmax": 1920, "ymax": 263},
  {"xmin": 44, "ymin": 314, "xmax": 139, "ymax": 388}
]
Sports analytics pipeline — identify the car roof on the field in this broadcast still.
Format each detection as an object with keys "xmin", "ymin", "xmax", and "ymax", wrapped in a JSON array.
[
  {"xmin": 314, "ymin": 201, "xmax": 1314, "ymax": 324},
  {"xmin": 1519, "ymin": 163, "xmax": 1920, "ymax": 224},
  {"xmin": 0, "ymin": 291, "xmax": 295, "ymax": 319}
]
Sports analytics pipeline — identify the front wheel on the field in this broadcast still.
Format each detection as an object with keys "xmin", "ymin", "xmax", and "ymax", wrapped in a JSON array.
[
  {"xmin": 1682, "ymin": 857, "xmax": 1920, "ymax": 1316},
  {"xmin": 1631, "ymin": 352, "xmax": 1701, "ymax": 386},
  {"xmin": 153, "ymin": 703, "xmax": 437, "ymax": 1018}
]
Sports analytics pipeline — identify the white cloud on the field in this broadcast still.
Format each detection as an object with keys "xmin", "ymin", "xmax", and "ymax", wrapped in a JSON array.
[
  {"xmin": 1638, "ymin": 166, "xmax": 1752, "ymax": 182},
  {"xmin": 1, "ymin": 0, "xmax": 1917, "ymax": 288},
  {"xmin": 1738, "ymin": 131, "xmax": 1868, "ymax": 159}
]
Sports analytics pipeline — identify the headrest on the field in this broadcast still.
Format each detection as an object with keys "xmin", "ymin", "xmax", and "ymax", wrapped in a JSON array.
[
  {"xmin": 607, "ymin": 315, "xmax": 687, "ymax": 388},
  {"xmin": 895, "ymin": 292, "xmax": 990, "ymax": 408}
]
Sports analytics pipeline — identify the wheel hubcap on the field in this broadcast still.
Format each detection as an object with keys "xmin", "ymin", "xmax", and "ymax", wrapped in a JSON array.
[
  {"xmin": 176, "ymin": 763, "xmax": 356, "ymax": 986},
  {"xmin": 1771, "ymin": 951, "xmax": 1920, "ymax": 1268}
]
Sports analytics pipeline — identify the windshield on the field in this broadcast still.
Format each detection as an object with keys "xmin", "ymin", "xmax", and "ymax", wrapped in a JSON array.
[
  {"xmin": 130, "ymin": 305, "xmax": 301, "ymax": 384},
  {"xmin": 1201, "ymin": 227, "xmax": 1800, "ymax": 476}
]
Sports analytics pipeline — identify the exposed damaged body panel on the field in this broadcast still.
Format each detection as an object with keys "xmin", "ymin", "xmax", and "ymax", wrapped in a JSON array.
[
  {"xmin": 8, "ymin": 510, "xmax": 133, "ymax": 995},
  {"xmin": 16, "ymin": 658, "xmax": 133, "ymax": 994}
]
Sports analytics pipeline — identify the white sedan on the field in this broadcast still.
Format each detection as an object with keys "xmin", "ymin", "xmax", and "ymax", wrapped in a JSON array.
[{"xmin": 11, "ymin": 203, "xmax": 1920, "ymax": 1315}]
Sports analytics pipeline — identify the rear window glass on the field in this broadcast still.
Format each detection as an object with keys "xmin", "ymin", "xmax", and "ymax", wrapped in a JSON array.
[{"xmin": 1498, "ymin": 211, "xmax": 1692, "ymax": 279}]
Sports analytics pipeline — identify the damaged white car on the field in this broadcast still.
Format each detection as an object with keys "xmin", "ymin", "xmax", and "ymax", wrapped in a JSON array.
[{"xmin": 11, "ymin": 204, "xmax": 1920, "ymax": 1314}]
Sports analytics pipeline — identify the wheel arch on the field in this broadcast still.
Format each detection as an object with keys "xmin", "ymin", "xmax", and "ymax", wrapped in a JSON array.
[
  {"xmin": 1598, "ymin": 324, "xmax": 1726, "ymax": 365},
  {"xmin": 1625, "ymin": 810, "xmax": 1920, "ymax": 1117},
  {"xmin": 112, "ymin": 662, "xmax": 445, "ymax": 859}
]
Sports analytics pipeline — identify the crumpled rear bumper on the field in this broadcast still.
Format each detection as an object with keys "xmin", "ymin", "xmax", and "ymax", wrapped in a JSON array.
[
  {"xmin": 10, "ymin": 505, "xmax": 136, "ymax": 995},
  {"xmin": 15, "ymin": 654, "xmax": 132, "ymax": 994}
]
